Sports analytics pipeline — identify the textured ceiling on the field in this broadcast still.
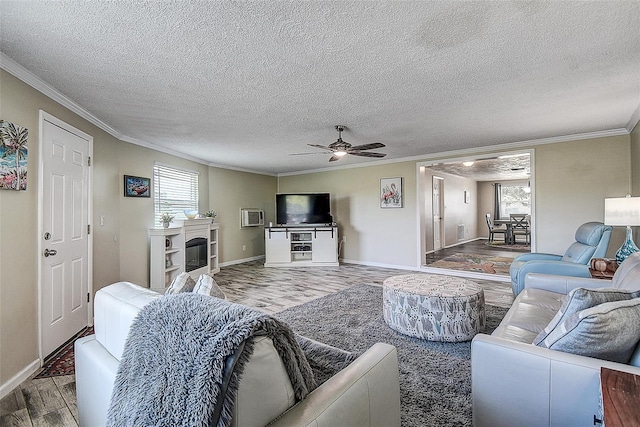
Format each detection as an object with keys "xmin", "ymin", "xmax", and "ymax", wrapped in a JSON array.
[
  {"xmin": 427, "ymin": 153, "xmax": 530, "ymax": 181},
  {"xmin": 1, "ymin": 1, "xmax": 639, "ymax": 175}
]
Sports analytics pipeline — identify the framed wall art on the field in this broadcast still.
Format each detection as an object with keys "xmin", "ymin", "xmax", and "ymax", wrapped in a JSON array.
[
  {"xmin": 124, "ymin": 175, "xmax": 150, "ymax": 197},
  {"xmin": 380, "ymin": 177, "xmax": 403, "ymax": 208},
  {"xmin": 0, "ymin": 120, "xmax": 28, "ymax": 191}
]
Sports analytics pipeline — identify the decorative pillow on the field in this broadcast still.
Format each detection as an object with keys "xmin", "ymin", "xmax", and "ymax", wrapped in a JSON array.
[
  {"xmin": 533, "ymin": 288, "xmax": 640, "ymax": 345},
  {"xmin": 165, "ymin": 272, "xmax": 196, "ymax": 295},
  {"xmin": 193, "ymin": 274, "xmax": 226, "ymax": 299},
  {"xmin": 536, "ymin": 298, "xmax": 640, "ymax": 363}
]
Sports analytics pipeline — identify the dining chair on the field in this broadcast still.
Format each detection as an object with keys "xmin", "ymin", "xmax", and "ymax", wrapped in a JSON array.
[
  {"xmin": 485, "ymin": 213, "xmax": 507, "ymax": 243},
  {"xmin": 510, "ymin": 214, "xmax": 530, "ymax": 244}
]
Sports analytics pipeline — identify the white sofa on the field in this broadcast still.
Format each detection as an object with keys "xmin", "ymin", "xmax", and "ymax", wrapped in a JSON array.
[
  {"xmin": 75, "ymin": 282, "xmax": 401, "ymax": 427},
  {"xmin": 472, "ymin": 252, "xmax": 640, "ymax": 427}
]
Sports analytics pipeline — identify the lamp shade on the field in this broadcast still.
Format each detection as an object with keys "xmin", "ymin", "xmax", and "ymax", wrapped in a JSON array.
[{"xmin": 604, "ymin": 197, "xmax": 640, "ymax": 226}]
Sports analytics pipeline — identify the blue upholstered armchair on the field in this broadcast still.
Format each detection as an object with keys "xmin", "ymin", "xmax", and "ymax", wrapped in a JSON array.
[{"xmin": 509, "ymin": 221, "xmax": 612, "ymax": 296}]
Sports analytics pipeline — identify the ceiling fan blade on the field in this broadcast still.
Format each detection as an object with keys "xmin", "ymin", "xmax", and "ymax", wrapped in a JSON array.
[
  {"xmin": 289, "ymin": 152, "xmax": 327, "ymax": 156},
  {"xmin": 329, "ymin": 155, "xmax": 342, "ymax": 162},
  {"xmin": 348, "ymin": 142, "xmax": 386, "ymax": 151},
  {"xmin": 349, "ymin": 151, "xmax": 387, "ymax": 158},
  {"xmin": 307, "ymin": 144, "xmax": 334, "ymax": 152}
]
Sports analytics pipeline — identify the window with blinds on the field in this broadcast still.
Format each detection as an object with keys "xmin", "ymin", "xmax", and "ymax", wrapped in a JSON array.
[{"xmin": 153, "ymin": 163, "xmax": 199, "ymax": 226}]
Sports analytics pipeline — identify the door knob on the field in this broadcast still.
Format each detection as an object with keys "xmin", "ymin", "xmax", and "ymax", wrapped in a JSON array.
[{"xmin": 44, "ymin": 249, "xmax": 57, "ymax": 257}]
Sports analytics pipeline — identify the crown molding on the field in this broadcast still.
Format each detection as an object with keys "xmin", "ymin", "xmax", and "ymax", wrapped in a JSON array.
[
  {"xmin": 118, "ymin": 135, "xmax": 210, "ymax": 166},
  {"xmin": 627, "ymin": 102, "xmax": 640, "ymax": 133},
  {"xmin": 1, "ymin": 52, "xmax": 122, "ymax": 137},
  {"xmin": 207, "ymin": 162, "xmax": 277, "ymax": 177}
]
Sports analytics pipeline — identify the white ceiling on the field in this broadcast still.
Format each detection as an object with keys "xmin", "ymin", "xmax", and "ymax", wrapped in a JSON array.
[
  {"xmin": 427, "ymin": 153, "xmax": 531, "ymax": 182},
  {"xmin": 1, "ymin": 1, "xmax": 639, "ymax": 175}
]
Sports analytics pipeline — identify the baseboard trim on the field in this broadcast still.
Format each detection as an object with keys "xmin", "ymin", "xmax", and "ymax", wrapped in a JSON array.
[
  {"xmin": 340, "ymin": 259, "xmax": 422, "ymax": 271},
  {"xmin": 0, "ymin": 359, "xmax": 40, "ymax": 400},
  {"xmin": 426, "ymin": 237, "xmax": 485, "ymax": 254},
  {"xmin": 219, "ymin": 255, "xmax": 265, "ymax": 267}
]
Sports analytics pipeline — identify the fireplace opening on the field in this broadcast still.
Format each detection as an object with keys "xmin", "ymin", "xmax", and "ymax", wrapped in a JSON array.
[{"xmin": 185, "ymin": 237, "xmax": 207, "ymax": 272}]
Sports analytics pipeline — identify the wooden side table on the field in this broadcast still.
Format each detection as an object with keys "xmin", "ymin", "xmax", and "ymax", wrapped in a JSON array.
[
  {"xmin": 589, "ymin": 269, "xmax": 615, "ymax": 279},
  {"xmin": 590, "ymin": 258, "xmax": 618, "ymax": 279},
  {"xmin": 601, "ymin": 367, "xmax": 640, "ymax": 426}
]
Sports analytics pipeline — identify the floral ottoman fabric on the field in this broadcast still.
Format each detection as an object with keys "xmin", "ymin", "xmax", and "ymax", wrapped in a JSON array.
[{"xmin": 383, "ymin": 274, "xmax": 486, "ymax": 342}]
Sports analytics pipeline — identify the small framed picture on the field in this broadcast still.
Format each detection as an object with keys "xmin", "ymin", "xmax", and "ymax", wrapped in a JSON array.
[
  {"xmin": 380, "ymin": 177, "xmax": 403, "ymax": 208},
  {"xmin": 124, "ymin": 175, "xmax": 150, "ymax": 197},
  {"xmin": 464, "ymin": 190, "xmax": 470, "ymax": 204}
]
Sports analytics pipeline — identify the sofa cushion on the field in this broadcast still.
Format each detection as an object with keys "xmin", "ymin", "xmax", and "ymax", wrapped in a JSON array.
[
  {"xmin": 193, "ymin": 274, "xmax": 226, "ymax": 299},
  {"xmin": 536, "ymin": 298, "xmax": 640, "ymax": 363},
  {"xmin": 491, "ymin": 288, "xmax": 563, "ymax": 344},
  {"xmin": 165, "ymin": 272, "xmax": 196, "ymax": 294},
  {"xmin": 533, "ymin": 288, "xmax": 640, "ymax": 345}
]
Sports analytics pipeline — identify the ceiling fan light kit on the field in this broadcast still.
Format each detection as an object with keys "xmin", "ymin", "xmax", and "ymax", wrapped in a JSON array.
[{"xmin": 294, "ymin": 125, "xmax": 387, "ymax": 162}]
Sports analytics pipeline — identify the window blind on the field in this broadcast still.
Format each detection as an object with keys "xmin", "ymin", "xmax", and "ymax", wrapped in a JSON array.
[{"xmin": 153, "ymin": 163, "xmax": 199, "ymax": 226}]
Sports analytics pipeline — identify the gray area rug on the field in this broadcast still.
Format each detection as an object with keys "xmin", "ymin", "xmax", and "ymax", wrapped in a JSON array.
[{"xmin": 276, "ymin": 283, "xmax": 508, "ymax": 427}]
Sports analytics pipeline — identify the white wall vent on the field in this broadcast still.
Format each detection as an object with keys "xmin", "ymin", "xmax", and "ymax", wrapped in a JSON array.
[
  {"xmin": 457, "ymin": 224, "xmax": 465, "ymax": 241},
  {"xmin": 241, "ymin": 208, "xmax": 264, "ymax": 227}
]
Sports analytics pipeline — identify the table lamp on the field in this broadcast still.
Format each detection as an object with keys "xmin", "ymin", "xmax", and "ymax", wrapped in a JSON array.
[{"xmin": 604, "ymin": 195, "xmax": 640, "ymax": 264}]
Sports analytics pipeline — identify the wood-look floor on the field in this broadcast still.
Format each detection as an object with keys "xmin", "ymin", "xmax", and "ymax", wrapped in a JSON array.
[{"xmin": 1, "ymin": 244, "xmax": 515, "ymax": 426}]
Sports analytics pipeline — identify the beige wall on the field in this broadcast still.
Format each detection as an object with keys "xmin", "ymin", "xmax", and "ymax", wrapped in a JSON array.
[
  {"xmin": 208, "ymin": 167, "xmax": 277, "ymax": 263},
  {"xmin": 115, "ymin": 144, "xmax": 212, "ymax": 286},
  {"xmin": 631, "ymin": 121, "xmax": 640, "ymax": 195},
  {"xmin": 278, "ymin": 162, "xmax": 417, "ymax": 268},
  {"xmin": 0, "ymin": 70, "xmax": 276, "ymax": 388},
  {"xmin": 420, "ymin": 169, "xmax": 479, "ymax": 251},
  {"xmin": 477, "ymin": 181, "xmax": 494, "ymax": 237},
  {"xmin": 629, "ymin": 121, "xmax": 640, "ymax": 248},
  {"xmin": 535, "ymin": 135, "xmax": 630, "ymax": 256}
]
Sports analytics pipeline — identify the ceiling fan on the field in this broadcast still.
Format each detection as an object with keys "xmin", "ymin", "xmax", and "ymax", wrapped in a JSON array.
[{"xmin": 293, "ymin": 125, "xmax": 387, "ymax": 162}]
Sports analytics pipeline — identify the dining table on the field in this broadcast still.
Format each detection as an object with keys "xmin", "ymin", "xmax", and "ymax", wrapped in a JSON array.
[{"xmin": 493, "ymin": 218, "xmax": 515, "ymax": 244}]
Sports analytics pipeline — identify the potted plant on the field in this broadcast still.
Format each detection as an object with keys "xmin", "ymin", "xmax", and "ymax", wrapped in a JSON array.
[
  {"xmin": 161, "ymin": 212, "xmax": 174, "ymax": 228},
  {"xmin": 205, "ymin": 210, "xmax": 217, "ymax": 223}
]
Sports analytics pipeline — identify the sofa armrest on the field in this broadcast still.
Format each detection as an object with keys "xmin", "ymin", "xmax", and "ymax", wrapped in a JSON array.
[
  {"xmin": 268, "ymin": 343, "xmax": 400, "ymax": 427},
  {"xmin": 471, "ymin": 334, "xmax": 640, "ymax": 427},
  {"xmin": 94, "ymin": 282, "xmax": 161, "ymax": 360},
  {"xmin": 517, "ymin": 260, "xmax": 591, "ymax": 280},
  {"xmin": 75, "ymin": 335, "xmax": 119, "ymax": 427},
  {"xmin": 524, "ymin": 273, "xmax": 612, "ymax": 294}
]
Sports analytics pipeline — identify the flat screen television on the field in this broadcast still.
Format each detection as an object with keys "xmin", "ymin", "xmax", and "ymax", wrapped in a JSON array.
[{"xmin": 276, "ymin": 193, "xmax": 332, "ymax": 225}]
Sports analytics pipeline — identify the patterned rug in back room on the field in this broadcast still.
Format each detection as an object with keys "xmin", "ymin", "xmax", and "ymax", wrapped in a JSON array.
[
  {"xmin": 428, "ymin": 253, "xmax": 515, "ymax": 275},
  {"xmin": 35, "ymin": 326, "xmax": 94, "ymax": 378}
]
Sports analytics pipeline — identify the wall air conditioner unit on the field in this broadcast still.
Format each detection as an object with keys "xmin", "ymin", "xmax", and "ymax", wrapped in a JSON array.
[{"xmin": 241, "ymin": 208, "xmax": 264, "ymax": 228}]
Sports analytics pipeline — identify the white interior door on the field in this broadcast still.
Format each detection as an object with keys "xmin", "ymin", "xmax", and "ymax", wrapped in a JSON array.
[
  {"xmin": 40, "ymin": 114, "xmax": 92, "ymax": 358},
  {"xmin": 432, "ymin": 176, "xmax": 444, "ymax": 251}
]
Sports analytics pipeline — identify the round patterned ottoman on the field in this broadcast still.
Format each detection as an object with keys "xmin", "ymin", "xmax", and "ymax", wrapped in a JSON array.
[{"xmin": 382, "ymin": 274, "xmax": 486, "ymax": 342}]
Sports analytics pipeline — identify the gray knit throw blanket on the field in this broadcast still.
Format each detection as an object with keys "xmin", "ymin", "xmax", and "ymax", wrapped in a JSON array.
[{"xmin": 106, "ymin": 293, "xmax": 315, "ymax": 427}]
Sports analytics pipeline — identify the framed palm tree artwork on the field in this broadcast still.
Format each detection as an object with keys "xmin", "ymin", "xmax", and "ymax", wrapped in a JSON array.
[{"xmin": 0, "ymin": 120, "xmax": 28, "ymax": 191}]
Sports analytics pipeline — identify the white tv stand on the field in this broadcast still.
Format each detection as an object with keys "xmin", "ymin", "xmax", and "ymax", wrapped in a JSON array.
[{"xmin": 264, "ymin": 226, "xmax": 338, "ymax": 267}]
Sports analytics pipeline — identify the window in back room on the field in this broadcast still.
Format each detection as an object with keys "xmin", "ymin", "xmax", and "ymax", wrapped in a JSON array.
[{"xmin": 500, "ymin": 181, "xmax": 531, "ymax": 218}]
